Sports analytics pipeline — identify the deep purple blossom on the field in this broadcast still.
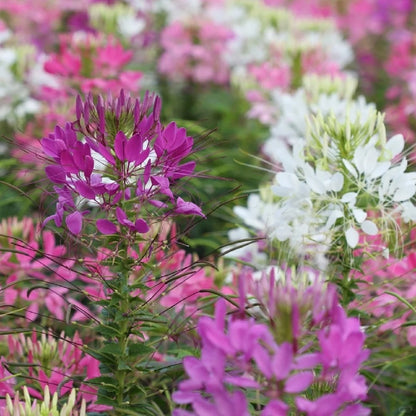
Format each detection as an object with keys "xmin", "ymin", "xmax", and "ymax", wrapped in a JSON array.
[{"xmin": 42, "ymin": 90, "xmax": 204, "ymax": 235}]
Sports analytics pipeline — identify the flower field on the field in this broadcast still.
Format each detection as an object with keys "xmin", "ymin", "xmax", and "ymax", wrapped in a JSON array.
[{"xmin": 0, "ymin": 1, "xmax": 416, "ymax": 415}]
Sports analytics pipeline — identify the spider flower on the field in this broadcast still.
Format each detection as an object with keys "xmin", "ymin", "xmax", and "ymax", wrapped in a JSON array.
[
  {"xmin": 42, "ymin": 90, "xmax": 204, "ymax": 235},
  {"xmin": 173, "ymin": 295, "xmax": 369, "ymax": 415}
]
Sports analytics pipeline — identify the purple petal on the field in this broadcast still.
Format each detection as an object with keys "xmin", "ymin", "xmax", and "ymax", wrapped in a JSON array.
[
  {"xmin": 60, "ymin": 150, "xmax": 78, "ymax": 174},
  {"xmin": 169, "ymin": 161, "xmax": 196, "ymax": 180},
  {"xmin": 75, "ymin": 94, "xmax": 82, "ymax": 120},
  {"xmin": 96, "ymin": 219, "xmax": 118, "ymax": 234},
  {"xmin": 224, "ymin": 375, "xmax": 260, "ymax": 389},
  {"xmin": 114, "ymin": 131, "xmax": 127, "ymax": 161},
  {"xmin": 171, "ymin": 390, "xmax": 199, "ymax": 405},
  {"xmin": 338, "ymin": 404, "xmax": 371, "ymax": 416},
  {"xmin": 74, "ymin": 180, "xmax": 96, "ymax": 199},
  {"xmin": 84, "ymin": 155, "xmax": 94, "ymax": 178},
  {"xmin": 293, "ymin": 353, "xmax": 321, "ymax": 370},
  {"xmin": 175, "ymin": 197, "xmax": 205, "ymax": 218},
  {"xmin": 261, "ymin": 400, "xmax": 288, "ymax": 416},
  {"xmin": 116, "ymin": 207, "xmax": 128, "ymax": 223},
  {"xmin": 149, "ymin": 199, "xmax": 168, "ymax": 208},
  {"xmin": 45, "ymin": 165, "xmax": 66, "ymax": 184},
  {"xmin": 125, "ymin": 133, "xmax": 144, "ymax": 162},
  {"xmin": 134, "ymin": 218, "xmax": 150, "ymax": 233},
  {"xmin": 272, "ymin": 342, "xmax": 293, "ymax": 381},
  {"xmin": 284, "ymin": 371, "xmax": 313, "ymax": 393},
  {"xmin": 66, "ymin": 211, "xmax": 82, "ymax": 234}
]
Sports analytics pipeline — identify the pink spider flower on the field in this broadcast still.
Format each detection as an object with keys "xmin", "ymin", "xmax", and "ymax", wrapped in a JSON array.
[
  {"xmin": 0, "ymin": 217, "xmax": 97, "ymax": 325},
  {"xmin": 143, "ymin": 246, "xmax": 217, "ymax": 316},
  {"xmin": 5, "ymin": 330, "xmax": 110, "ymax": 412},
  {"xmin": 351, "ymin": 233, "xmax": 416, "ymax": 344},
  {"xmin": 158, "ymin": 20, "xmax": 233, "ymax": 85},
  {"xmin": 42, "ymin": 33, "xmax": 142, "ymax": 99}
]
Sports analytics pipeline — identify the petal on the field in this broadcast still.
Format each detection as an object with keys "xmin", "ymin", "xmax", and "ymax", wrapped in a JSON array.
[
  {"xmin": 361, "ymin": 220, "xmax": 378, "ymax": 235},
  {"xmin": 114, "ymin": 131, "xmax": 127, "ymax": 161},
  {"xmin": 116, "ymin": 207, "xmax": 128, "ymax": 223},
  {"xmin": 343, "ymin": 159, "xmax": 358, "ymax": 178},
  {"xmin": 272, "ymin": 342, "xmax": 292, "ymax": 380},
  {"xmin": 284, "ymin": 371, "xmax": 313, "ymax": 393},
  {"xmin": 261, "ymin": 400, "xmax": 288, "ymax": 416},
  {"xmin": 386, "ymin": 134, "xmax": 404, "ymax": 159},
  {"xmin": 352, "ymin": 208, "xmax": 367, "ymax": 223},
  {"xmin": 134, "ymin": 218, "xmax": 150, "ymax": 233},
  {"xmin": 345, "ymin": 227, "xmax": 359, "ymax": 248},
  {"xmin": 45, "ymin": 165, "xmax": 66, "ymax": 184},
  {"xmin": 331, "ymin": 172, "xmax": 344, "ymax": 192},
  {"xmin": 175, "ymin": 197, "xmax": 205, "ymax": 217},
  {"xmin": 341, "ymin": 192, "xmax": 357, "ymax": 203},
  {"xmin": 96, "ymin": 219, "xmax": 118, "ymax": 234},
  {"xmin": 66, "ymin": 211, "xmax": 82, "ymax": 234}
]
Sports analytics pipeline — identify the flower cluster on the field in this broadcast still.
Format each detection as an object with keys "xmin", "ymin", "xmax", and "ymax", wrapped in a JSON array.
[
  {"xmin": 42, "ymin": 90, "xmax": 204, "ymax": 235},
  {"xmin": 2, "ymin": 386, "xmax": 85, "ymax": 416},
  {"xmin": 159, "ymin": 20, "xmax": 233, "ymax": 84},
  {"xmin": 0, "ymin": 217, "xmax": 97, "ymax": 323},
  {"xmin": 231, "ymin": 82, "xmax": 416, "ymax": 269},
  {"xmin": 174, "ymin": 282, "xmax": 369, "ymax": 416},
  {"xmin": 0, "ymin": 21, "xmax": 40, "ymax": 126},
  {"xmin": 225, "ymin": 1, "xmax": 353, "ymax": 125},
  {"xmin": 2, "ymin": 331, "xmax": 108, "ymax": 412},
  {"xmin": 42, "ymin": 33, "xmax": 142, "ymax": 100}
]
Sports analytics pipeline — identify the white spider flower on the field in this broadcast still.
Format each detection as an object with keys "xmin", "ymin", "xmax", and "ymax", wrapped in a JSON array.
[{"xmin": 5, "ymin": 386, "xmax": 86, "ymax": 416}]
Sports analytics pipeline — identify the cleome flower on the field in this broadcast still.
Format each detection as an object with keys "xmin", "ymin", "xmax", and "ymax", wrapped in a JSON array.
[
  {"xmin": 232, "ymin": 100, "xmax": 415, "ymax": 269},
  {"xmin": 173, "ymin": 285, "xmax": 370, "ymax": 416},
  {"xmin": 42, "ymin": 90, "xmax": 204, "ymax": 235},
  {"xmin": 3, "ymin": 386, "xmax": 86, "ymax": 416}
]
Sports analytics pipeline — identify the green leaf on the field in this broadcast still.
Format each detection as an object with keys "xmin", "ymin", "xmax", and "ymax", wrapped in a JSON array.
[
  {"xmin": 88, "ymin": 376, "xmax": 118, "ymax": 387},
  {"xmin": 117, "ymin": 361, "xmax": 132, "ymax": 371},
  {"xmin": 101, "ymin": 343, "xmax": 123, "ymax": 356},
  {"xmin": 128, "ymin": 342, "xmax": 154, "ymax": 357}
]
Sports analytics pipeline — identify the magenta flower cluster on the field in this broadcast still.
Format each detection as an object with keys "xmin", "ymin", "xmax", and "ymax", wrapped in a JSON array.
[
  {"xmin": 173, "ymin": 294, "xmax": 369, "ymax": 416},
  {"xmin": 42, "ymin": 90, "xmax": 204, "ymax": 235}
]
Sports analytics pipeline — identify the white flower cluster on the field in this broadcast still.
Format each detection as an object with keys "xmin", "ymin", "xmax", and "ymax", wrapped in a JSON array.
[
  {"xmin": 0, "ymin": 27, "xmax": 40, "ymax": 126},
  {"xmin": 230, "ymin": 83, "xmax": 416, "ymax": 267},
  {"xmin": 263, "ymin": 76, "xmax": 376, "ymax": 161}
]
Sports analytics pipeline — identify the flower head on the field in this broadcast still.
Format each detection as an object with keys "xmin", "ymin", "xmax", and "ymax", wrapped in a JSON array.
[{"xmin": 42, "ymin": 90, "xmax": 204, "ymax": 235}]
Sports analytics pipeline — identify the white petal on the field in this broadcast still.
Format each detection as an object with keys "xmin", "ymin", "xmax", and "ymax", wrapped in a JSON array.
[
  {"xmin": 386, "ymin": 134, "xmax": 404, "ymax": 159},
  {"xmin": 353, "ymin": 146, "xmax": 366, "ymax": 174},
  {"xmin": 345, "ymin": 227, "xmax": 359, "ymax": 248},
  {"xmin": 304, "ymin": 165, "xmax": 326, "ymax": 194},
  {"xmin": 331, "ymin": 172, "xmax": 344, "ymax": 192},
  {"xmin": 401, "ymin": 202, "xmax": 416, "ymax": 222},
  {"xmin": 363, "ymin": 147, "xmax": 380, "ymax": 175},
  {"xmin": 325, "ymin": 209, "xmax": 343, "ymax": 229},
  {"xmin": 343, "ymin": 158, "xmax": 358, "ymax": 178},
  {"xmin": 353, "ymin": 208, "xmax": 367, "ymax": 223},
  {"xmin": 393, "ymin": 184, "xmax": 416, "ymax": 202},
  {"xmin": 341, "ymin": 192, "xmax": 357, "ymax": 203},
  {"xmin": 361, "ymin": 220, "xmax": 378, "ymax": 235},
  {"xmin": 370, "ymin": 161, "xmax": 390, "ymax": 179}
]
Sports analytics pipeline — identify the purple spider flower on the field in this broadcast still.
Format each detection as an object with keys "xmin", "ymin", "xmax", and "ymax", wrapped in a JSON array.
[
  {"xmin": 174, "ymin": 272, "xmax": 370, "ymax": 415},
  {"xmin": 42, "ymin": 90, "xmax": 204, "ymax": 235}
]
